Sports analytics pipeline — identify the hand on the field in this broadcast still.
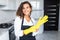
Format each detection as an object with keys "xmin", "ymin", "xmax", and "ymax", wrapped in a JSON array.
[
  {"xmin": 36, "ymin": 29, "xmax": 38, "ymax": 32},
  {"xmin": 23, "ymin": 15, "xmax": 48, "ymax": 35}
]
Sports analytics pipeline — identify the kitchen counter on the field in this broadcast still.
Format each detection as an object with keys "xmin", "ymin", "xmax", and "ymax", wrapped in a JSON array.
[
  {"xmin": 0, "ymin": 29, "xmax": 9, "ymax": 40},
  {"xmin": 0, "ymin": 29, "xmax": 8, "ymax": 36},
  {"xmin": 0, "ymin": 25, "xmax": 14, "ymax": 40}
]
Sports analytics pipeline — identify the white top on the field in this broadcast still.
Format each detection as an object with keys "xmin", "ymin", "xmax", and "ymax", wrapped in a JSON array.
[{"xmin": 14, "ymin": 16, "xmax": 39, "ymax": 38}]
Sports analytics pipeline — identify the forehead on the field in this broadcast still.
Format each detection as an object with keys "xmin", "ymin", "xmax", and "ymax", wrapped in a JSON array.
[{"xmin": 23, "ymin": 3, "xmax": 30, "ymax": 7}]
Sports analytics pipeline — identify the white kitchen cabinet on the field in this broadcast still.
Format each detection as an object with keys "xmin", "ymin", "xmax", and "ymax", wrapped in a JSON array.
[
  {"xmin": 0, "ymin": 0, "xmax": 8, "ymax": 6},
  {"xmin": 0, "ymin": 29, "xmax": 9, "ymax": 40},
  {"xmin": 0, "ymin": 0, "xmax": 16, "ymax": 10}
]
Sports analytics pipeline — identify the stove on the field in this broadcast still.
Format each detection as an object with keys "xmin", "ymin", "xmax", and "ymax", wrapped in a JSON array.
[{"xmin": 0, "ymin": 23, "xmax": 13, "ymax": 28}]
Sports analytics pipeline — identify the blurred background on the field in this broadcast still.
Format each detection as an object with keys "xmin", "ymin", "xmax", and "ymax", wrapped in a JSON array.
[{"xmin": 0, "ymin": 0, "xmax": 60, "ymax": 40}]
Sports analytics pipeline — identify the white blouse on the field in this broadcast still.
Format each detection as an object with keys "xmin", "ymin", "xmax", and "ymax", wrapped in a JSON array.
[{"xmin": 14, "ymin": 16, "xmax": 39, "ymax": 38}]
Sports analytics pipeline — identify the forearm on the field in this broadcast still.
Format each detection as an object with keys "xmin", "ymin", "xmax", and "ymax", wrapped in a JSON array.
[{"xmin": 23, "ymin": 15, "xmax": 48, "ymax": 35}]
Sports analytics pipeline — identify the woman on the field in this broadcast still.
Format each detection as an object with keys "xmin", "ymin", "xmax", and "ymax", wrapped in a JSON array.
[{"xmin": 14, "ymin": 1, "xmax": 39, "ymax": 40}]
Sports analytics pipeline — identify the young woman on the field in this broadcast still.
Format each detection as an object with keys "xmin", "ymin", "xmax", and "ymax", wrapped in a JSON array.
[{"xmin": 14, "ymin": 1, "xmax": 39, "ymax": 40}]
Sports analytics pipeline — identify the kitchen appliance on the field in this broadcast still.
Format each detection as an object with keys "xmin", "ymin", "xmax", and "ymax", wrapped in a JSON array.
[{"xmin": 0, "ymin": 23, "xmax": 13, "ymax": 28}]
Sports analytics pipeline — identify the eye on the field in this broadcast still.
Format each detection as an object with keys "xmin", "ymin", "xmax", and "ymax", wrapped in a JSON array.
[
  {"xmin": 27, "ymin": 7, "xmax": 28, "ymax": 8},
  {"xmin": 23, "ymin": 7, "xmax": 25, "ymax": 9}
]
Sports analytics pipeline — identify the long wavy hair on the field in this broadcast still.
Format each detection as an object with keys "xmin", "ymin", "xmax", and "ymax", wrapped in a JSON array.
[{"xmin": 16, "ymin": 1, "xmax": 32, "ymax": 18}]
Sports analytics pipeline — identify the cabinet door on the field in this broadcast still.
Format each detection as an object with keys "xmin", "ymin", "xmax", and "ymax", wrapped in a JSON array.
[
  {"xmin": 0, "ymin": 31, "xmax": 9, "ymax": 40},
  {"xmin": 44, "ymin": 0, "xmax": 59, "ymax": 31},
  {"xmin": 0, "ymin": 0, "xmax": 8, "ymax": 6}
]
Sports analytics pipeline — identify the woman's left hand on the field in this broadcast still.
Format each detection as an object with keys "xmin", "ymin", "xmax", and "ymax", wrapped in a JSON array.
[{"xmin": 36, "ymin": 29, "xmax": 38, "ymax": 32}]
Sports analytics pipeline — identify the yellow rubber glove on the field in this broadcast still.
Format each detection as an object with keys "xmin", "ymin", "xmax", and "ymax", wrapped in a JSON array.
[
  {"xmin": 23, "ymin": 20, "xmax": 48, "ymax": 35},
  {"xmin": 23, "ymin": 15, "xmax": 48, "ymax": 35},
  {"xmin": 35, "ymin": 15, "xmax": 48, "ymax": 29}
]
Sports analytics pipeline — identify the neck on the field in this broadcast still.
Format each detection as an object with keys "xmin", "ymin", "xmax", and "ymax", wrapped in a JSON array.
[
  {"xmin": 24, "ymin": 15, "xmax": 31, "ymax": 22},
  {"xmin": 24, "ymin": 15, "xmax": 30, "ymax": 18}
]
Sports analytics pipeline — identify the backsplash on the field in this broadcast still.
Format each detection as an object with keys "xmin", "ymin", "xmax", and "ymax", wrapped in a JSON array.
[{"xmin": 0, "ymin": 10, "xmax": 16, "ymax": 24}]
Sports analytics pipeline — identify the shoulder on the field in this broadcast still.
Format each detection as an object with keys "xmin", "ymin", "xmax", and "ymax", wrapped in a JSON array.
[
  {"xmin": 31, "ymin": 17, "xmax": 36, "ymax": 24},
  {"xmin": 31, "ymin": 17, "xmax": 35, "ymax": 22},
  {"xmin": 15, "ymin": 16, "xmax": 20, "ymax": 20},
  {"xmin": 14, "ymin": 16, "xmax": 22, "ymax": 23},
  {"xmin": 31, "ymin": 17, "xmax": 36, "ymax": 25},
  {"xmin": 15, "ymin": 16, "xmax": 22, "ymax": 20}
]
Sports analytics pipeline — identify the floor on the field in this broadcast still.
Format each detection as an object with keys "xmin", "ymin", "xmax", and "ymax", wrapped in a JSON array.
[
  {"xmin": 36, "ymin": 31, "xmax": 60, "ymax": 40},
  {"xmin": 15, "ymin": 31, "xmax": 60, "ymax": 40}
]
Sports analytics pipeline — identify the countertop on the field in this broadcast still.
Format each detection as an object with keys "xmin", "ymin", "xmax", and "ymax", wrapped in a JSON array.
[{"xmin": 0, "ymin": 25, "xmax": 14, "ymax": 36}]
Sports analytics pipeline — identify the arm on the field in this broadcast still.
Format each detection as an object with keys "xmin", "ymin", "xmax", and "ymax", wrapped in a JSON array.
[
  {"xmin": 23, "ymin": 15, "xmax": 48, "ymax": 35},
  {"xmin": 14, "ymin": 17, "xmax": 23, "ymax": 38}
]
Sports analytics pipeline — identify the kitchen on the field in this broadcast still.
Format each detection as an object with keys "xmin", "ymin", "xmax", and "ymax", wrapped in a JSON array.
[{"xmin": 0, "ymin": 0, "xmax": 60, "ymax": 40}]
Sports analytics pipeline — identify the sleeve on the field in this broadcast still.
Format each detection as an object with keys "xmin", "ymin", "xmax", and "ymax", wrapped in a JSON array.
[
  {"xmin": 31, "ymin": 18, "xmax": 39, "ymax": 36},
  {"xmin": 14, "ymin": 17, "xmax": 23, "ymax": 38}
]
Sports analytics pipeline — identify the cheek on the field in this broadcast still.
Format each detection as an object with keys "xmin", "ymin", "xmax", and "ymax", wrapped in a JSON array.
[
  {"xmin": 22, "ymin": 9, "xmax": 27, "ymax": 15},
  {"xmin": 28, "ymin": 8, "xmax": 31, "ymax": 11},
  {"xmin": 22, "ymin": 10, "xmax": 25, "ymax": 13},
  {"xmin": 23, "ymin": 8, "xmax": 31, "ymax": 13},
  {"xmin": 26, "ymin": 8, "xmax": 31, "ymax": 13},
  {"xmin": 22, "ymin": 8, "xmax": 32, "ymax": 15},
  {"xmin": 22, "ymin": 9, "xmax": 25, "ymax": 14},
  {"xmin": 28, "ymin": 9, "xmax": 31, "ymax": 12}
]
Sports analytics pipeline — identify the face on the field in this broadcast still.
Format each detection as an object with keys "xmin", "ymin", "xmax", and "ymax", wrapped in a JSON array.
[{"xmin": 22, "ymin": 3, "xmax": 32, "ymax": 16}]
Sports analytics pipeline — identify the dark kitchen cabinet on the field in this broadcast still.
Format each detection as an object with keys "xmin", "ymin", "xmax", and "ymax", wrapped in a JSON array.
[
  {"xmin": 44, "ymin": 0, "xmax": 59, "ymax": 31},
  {"xmin": 9, "ymin": 26, "xmax": 16, "ymax": 40}
]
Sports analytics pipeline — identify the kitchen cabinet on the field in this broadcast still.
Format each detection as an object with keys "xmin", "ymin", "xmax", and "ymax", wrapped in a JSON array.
[
  {"xmin": 0, "ymin": 25, "xmax": 15, "ymax": 40},
  {"xmin": 0, "ymin": 0, "xmax": 16, "ymax": 10},
  {"xmin": 9, "ymin": 25, "xmax": 16, "ymax": 40},
  {"xmin": 0, "ymin": 0, "xmax": 8, "ymax": 7},
  {"xmin": 0, "ymin": 29, "xmax": 9, "ymax": 40}
]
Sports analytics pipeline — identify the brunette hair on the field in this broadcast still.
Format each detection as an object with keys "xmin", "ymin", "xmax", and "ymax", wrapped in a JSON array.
[{"xmin": 16, "ymin": 1, "xmax": 32, "ymax": 18}]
